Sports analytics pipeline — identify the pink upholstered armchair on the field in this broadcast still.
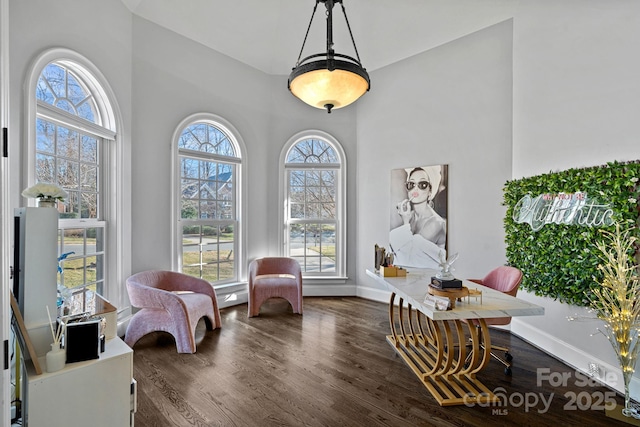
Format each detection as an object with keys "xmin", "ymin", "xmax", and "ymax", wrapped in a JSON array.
[
  {"xmin": 248, "ymin": 257, "xmax": 303, "ymax": 317},
  {"xmin": 125, "ymin": 270, "xmax": 221, "ymax": 353}
]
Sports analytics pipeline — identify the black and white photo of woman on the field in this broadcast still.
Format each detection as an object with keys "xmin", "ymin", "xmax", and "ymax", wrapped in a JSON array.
[{"xmin": 389, "ymin": 165, "xmax": 448, "ymax": 268}]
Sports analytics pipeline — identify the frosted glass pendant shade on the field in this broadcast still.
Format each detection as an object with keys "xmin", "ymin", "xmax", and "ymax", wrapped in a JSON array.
[{"xmin": 289, "ymin": 62, "xmax": 369, "ymax": 113}]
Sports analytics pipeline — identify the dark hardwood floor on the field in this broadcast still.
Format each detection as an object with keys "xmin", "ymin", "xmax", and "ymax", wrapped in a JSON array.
[{"xmin": 131, "ymin": 297, "xmax": 633, "ymax": 427}]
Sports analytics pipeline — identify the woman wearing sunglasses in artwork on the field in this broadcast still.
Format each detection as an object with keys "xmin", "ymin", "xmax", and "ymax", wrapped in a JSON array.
[{"xmin": 389, "ymin": 166, "xmax": 447, "ymax": 268}]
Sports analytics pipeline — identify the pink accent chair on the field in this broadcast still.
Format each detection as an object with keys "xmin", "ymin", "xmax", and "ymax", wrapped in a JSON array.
[
  {"xmin": 125, "ymin": 270, "xmax": 221, "ymax": 353},
  {"xmin": 465, "ymin": 266, "xmax": 523, "ymax": 374},
  {"xmin": 248, "ymin": 257, "xmax": 303, "ymax": 317}
]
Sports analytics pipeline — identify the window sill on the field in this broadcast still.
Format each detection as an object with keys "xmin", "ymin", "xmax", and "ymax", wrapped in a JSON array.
[
  {"xmin": 212, "ymin": 277, "xmax": 349, "ymax": 289},
  {"xmin": 302, "ymin": 276, "xmax": 348, "ymax": 285}
]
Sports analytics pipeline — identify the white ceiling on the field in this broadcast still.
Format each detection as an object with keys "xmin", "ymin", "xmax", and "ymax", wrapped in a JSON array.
[{"xmin": 120, "ymin": 0, "xmax": 516, "ymax": 75}]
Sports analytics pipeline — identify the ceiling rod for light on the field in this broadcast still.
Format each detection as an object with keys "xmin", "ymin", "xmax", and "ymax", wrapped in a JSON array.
[{"xmin": 288, "ymin": 0, "xmax": 370, "ymax": 114}]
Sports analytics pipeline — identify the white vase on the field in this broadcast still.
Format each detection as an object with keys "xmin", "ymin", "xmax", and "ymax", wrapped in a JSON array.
[
  {"xmin": 38, "ymin": 197, "xmax": 56, "ymax": 208},
  {"xmin": 46, "ymin": 342, "xmax": 66, "ymax": 373}
]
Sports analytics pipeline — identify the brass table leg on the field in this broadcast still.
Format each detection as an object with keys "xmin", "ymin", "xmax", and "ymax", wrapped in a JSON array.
[{"xmin": 385, "ymin": 293, "xmax": 499, "ymax": 406}]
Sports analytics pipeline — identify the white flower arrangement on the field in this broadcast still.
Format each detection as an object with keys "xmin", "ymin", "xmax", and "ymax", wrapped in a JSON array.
[{"xmin": 21, "ymin": 182, "xmax": 68, "ymax": 201}]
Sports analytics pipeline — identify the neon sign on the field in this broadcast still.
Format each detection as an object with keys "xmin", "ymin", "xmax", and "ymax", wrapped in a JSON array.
[{"xmin": 512, "ymin": 192, "xmax": 614, "ymax": 231}]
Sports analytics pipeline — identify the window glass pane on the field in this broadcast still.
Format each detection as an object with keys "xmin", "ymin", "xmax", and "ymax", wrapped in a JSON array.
[
  {"xmin": 218, "ymin": 261, "xmax": 234, "ymax": 281},
  {"xmin": 57, "ymin": 127, "xmax": 79, "ymax": 158},
  {"xmin": 200, "ymin": 185, "xmax": 214, "ymax": 200},
  {"xmin": 35, "ymin": 153, "xmax": 56, "ymax": 183},
  {"xmin": 66, "ymin": 72, "xmax": 86, "ymax": 106},
  {"xmin": 286, "ymin": 138, "xmax": 338, "ymax": 164},
  {"xmin": 199, "ymin": 200, "xmax": 216, "ymax": 219},
  {"xmin": 290, "ymin": 204, "xmax": 304, "ymax": 219},
  {"xmin": 63, "ymin": 191, "xmax": 80, "ymax": 219},
  {"xmin": 57, "ymin": 158, "xmax": 78, "ymax": 189},
  {"xmin": 86, "ymin": 227, "xmax": 100, "ymax": 255},
  {"xmin": 42, "ymin": 63, "xmax": 66, "ymax": 99},
  {"xmin": 81, "ymin": 192, "xmax": 97, "ymax": 219},
  {"xmin": 38, "ymin": 63, "xmax": 98, "ymax": 124},
  {"xmin": 181, "ymin": 223, "xmax": 236, "ymax": 282},
  {"xmin": 81, "ymin": 135, "xmax": 98, "ymax": 163},
  {"xmin": 305, "ymin": 203, "xmax": 320, "ymax": 219},
  {"xmin": 77, "ymin": 102, "xmax": 95, "ymax": 122},
  {"xmin": 181, "ymin": 157, "xmax": 200, "ymax": 179},
  {"xmin": 36, "ymin": 75, "xmax": 55, "ymax": 104},
  {"xmin": 181, "ymin": 199, "xmax": 198, "ymax": 219},
  {"xmin": 217, "ymin": 201, "xmax": 231, "ymax": 220},
  {"xmin": 57, "ymin": 226, "xmax": 105, "ymax": 295},
  {"xmin": 321, "ymin": 170, "xmax": 335, "ymax": 186},
  {"xmin": 178, "ymin": 122, "xmax": 237, "ymax": 158},
  {"xmin": 80, "ymin": 165, "xmax": 97, "ymax": 191},
  {"xmin": 182, "ymin": 177, "xmax": 199, "ymax": 200},
  {"xmin": 290, "ymin": 170, "xmax": 304, "ymax": 186},
  {"xmin": 36, "ymin": 119, "xmax": 55, "ymax": 154}
]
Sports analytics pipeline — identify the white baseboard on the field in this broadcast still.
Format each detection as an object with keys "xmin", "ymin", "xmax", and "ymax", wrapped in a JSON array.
[
  {"xmin": 215, "ymin": 282, "xmax": 358, "ymax": 306},
  {"xmin": 511, "ymin": 318, "xmax": 638, "ymax": 397},
  {"xmin": 356, "ymin": 286, "xmax": 390, "ymax": 304}
]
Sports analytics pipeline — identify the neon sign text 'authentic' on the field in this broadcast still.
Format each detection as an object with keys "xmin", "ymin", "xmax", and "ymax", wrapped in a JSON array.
[{"xmin": 512, "ymin": 192, "xmax": 614, "ymax": 231}]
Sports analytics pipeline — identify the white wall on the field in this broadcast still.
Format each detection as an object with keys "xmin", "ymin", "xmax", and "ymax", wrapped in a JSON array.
[
  {"xmin": 356, "ymin": 19, "xmax": 514, "ymax": 301},
  {"xmin": 513, "ymin": 0, "xmax": 640, "ymax": 177},
  {"xmin": 510, "ymin": 0, "xmax": 640, "ymax": 396},
  {"xmin": 131, "ymin": 16, "xmax": 359, "ymax": 298}
]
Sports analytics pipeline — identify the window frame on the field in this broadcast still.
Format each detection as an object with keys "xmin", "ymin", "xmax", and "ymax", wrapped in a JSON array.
[
  {"xmin": 171, "ymin": 113, "xmax": 246, "ymax": 286},
  {"xmin": 24, "ymin": 48, "xmax": 128, "ymax": 311},
  {"xmin": 279, "ymin": 130, "xmax": 347, "ymax": 279}
]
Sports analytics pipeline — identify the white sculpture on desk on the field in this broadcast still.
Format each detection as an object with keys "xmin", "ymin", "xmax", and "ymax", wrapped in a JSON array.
[{"xmin": 436, "ymin": 252, "xmax": 459, "ymax": 280}]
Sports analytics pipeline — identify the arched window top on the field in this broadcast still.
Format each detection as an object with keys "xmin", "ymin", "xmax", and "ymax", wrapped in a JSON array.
[
  {"xmin": 178, "ymin": 122, "xmax": 238, "ymax": 159},
  {"xmin": 37, "ymin": 62, "xmax": 99, "ymax": 124},
  {"xmin": 286, "ymin": 138, "xmax": 339, "ymax": 164}
]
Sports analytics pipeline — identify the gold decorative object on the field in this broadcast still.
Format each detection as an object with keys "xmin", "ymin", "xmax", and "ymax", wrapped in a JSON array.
[
  {"xmin": 427, "ymin": 285, "xmax": 469, "ymax": 309},
  {"xmin": 587, "ymin": 222, "xmax": 640, "ymax": 418}
]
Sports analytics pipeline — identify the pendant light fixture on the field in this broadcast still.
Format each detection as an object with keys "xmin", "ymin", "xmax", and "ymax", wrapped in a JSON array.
[{"xmin": 288, "ymin": 0, "xmax": 370, "ymax": 114}]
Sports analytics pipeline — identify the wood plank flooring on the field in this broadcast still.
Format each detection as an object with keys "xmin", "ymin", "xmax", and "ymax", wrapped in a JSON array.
[{"xmin": 131, "ymin": 297, "xmax": 633, "ymax": 426}]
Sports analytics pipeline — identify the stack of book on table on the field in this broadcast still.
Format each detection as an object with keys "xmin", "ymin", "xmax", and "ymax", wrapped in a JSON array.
[{"xmin": 423, "ymin": 294, "xmax": 451, "ymax": 311}]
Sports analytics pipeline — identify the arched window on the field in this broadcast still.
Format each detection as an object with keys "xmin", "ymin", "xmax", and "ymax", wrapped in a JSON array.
[
  {"xmin": 25, "ymin": 49, "xmax": 124, "ymax": 308},
  {"xmin": 173, "ymin": 114, "xmax": 244, "ymax": 284},
  {"xmin": 281, "ymin": 131, "xmax": 346, "ymax": 278}
]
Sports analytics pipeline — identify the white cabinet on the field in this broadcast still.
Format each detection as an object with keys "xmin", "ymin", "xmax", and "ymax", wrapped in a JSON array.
[{"xmin": 25, "ymin": 337, "xmax": 135, "ymax": 427}]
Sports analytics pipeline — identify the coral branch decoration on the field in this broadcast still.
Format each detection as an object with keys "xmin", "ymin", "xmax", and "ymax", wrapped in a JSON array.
[{"xmin": 587, "ymin": 222, "xmax": 640, "ymax": 418}]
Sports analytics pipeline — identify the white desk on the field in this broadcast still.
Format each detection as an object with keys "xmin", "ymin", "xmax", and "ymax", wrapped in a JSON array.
[{"xmin": 367, "ymin": 269, "xmax": 544, "ymax": 406}]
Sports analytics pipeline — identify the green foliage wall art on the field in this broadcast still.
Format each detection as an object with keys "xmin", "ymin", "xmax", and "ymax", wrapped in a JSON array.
[{"xmin": 503, "ymin": 160, "xmax": 640, "ymax": 307}]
